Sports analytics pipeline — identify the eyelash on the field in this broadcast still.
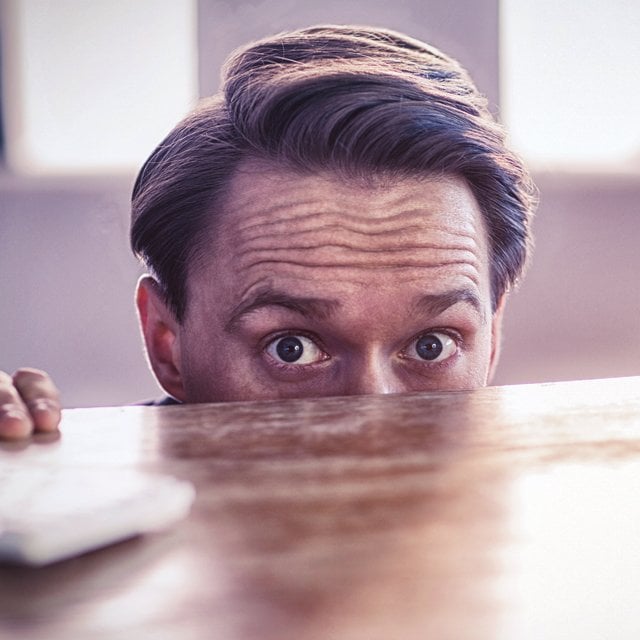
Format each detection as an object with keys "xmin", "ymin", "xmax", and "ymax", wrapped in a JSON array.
[
  {"xmin": 399, "ymin": 328, "xmax": 464, "ymax": 369},
  {"xmin": 262, "ymin": 328, "xmax": 464, "ymax": 371},
  {"xmin": 261, "ymin": 330, "xmax": 330, "ymax": 371}
]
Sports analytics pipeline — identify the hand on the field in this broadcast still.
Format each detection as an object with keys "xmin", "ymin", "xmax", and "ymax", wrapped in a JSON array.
[{"xmin": 0, "ymin": 368, "xmax": 61, "ymax": 440}]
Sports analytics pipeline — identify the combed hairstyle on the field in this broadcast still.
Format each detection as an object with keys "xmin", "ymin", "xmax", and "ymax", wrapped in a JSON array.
[{"xmin": 131, "ymin": 24, "xmax": 536, "ymax": 322}]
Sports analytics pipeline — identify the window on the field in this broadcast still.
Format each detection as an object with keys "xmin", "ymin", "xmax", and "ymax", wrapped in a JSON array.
[
  {"xmin": 1, "ymin": 0, "xmax": 198, "ymax": 174},
  {"xmin": 501, "ymin": 0, "xmax": 640, "ymax": 170}
]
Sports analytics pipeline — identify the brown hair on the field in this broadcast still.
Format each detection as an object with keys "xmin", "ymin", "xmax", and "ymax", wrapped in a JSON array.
[{"xmin": 131, "ymin": 25, "xmax": 536, "ymax": 321}]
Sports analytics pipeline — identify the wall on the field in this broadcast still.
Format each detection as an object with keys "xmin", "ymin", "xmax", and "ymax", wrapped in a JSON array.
[
  {"xmin": 0, "ymin": 175, "xmax": 159, "ymax": 405},
  {"xmin": 493, "ymin": 172, "xmax": 640, "ymax": 385}
]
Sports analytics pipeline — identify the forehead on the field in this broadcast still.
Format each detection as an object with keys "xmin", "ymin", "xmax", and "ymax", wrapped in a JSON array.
[
  {"xmin": 190, "ymin": 161, "xmax": 491, "ymax": 314},
  {"xmin": 220, "ymin": 160, "xmax": 483, "ymax": 231}
]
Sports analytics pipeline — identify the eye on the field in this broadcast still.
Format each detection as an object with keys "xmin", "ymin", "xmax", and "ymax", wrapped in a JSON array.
[
  {"xmin": 265, "ymin": 334, "xmax": 326, "ymax": 366},
  {"xmin": 405, "ymin": 331, "xmax": 458, "ymax": 363}
]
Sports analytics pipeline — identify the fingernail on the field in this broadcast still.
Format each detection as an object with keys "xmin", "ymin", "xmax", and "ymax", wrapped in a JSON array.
[
  {"xmin": 0, "ymin": 409, "xmax": 28, "ymax": 422},
  {"xmin": 28, "ymin": 400, "xmax": 58, "ymax": 414}
]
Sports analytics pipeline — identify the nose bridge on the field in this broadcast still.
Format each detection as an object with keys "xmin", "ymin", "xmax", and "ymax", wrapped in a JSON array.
[{"xmin": 346, "ymin": 348, "xmax": 397, "ymax": 396}]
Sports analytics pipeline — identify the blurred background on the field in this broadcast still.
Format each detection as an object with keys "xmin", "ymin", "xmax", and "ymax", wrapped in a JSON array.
[{"xmin": 1, "ymin": 0, "xmax": 639, "ymax": 406}]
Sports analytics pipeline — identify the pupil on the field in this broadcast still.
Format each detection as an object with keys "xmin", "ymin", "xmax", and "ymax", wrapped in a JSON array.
[
  {"xmin": 416, "ymin": 334, "xmax": 443, "ymax": 361},
  {"xmin": 276, "ymin": 336, "xmax": 304, "ymax": 363}
]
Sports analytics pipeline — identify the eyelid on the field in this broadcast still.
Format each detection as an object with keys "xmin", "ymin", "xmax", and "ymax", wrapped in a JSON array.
[
  {"xmin": 263, "ymin": 331, "xmax": 329, "ymax": 367},
  {"xmin": 400, "ymin": 329, "xmax": 461, "ymax": 364}
]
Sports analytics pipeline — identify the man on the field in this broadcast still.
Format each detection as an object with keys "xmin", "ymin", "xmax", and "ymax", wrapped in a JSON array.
[{"xmin": 0, "ymin": 24, "xmax": 535, "ymax": 440}]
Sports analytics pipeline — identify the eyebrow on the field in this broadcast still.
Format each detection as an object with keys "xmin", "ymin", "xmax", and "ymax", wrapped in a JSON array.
[
  {"xmin": 225, "ymin": 286, "xmax": 484, "ymax": 334},
  {"xmin": 411, "ymin": 288, "xmax": 484, "ymax": 320},
  {"xmin": 225, "ymin": 288, "xmax": 340, "ymax": 333}
]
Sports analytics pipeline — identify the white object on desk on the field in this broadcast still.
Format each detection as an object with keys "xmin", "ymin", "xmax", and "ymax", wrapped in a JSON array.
[{"xmin": 0, "ymin": 466, "xmax": 195, "ymax": 566}]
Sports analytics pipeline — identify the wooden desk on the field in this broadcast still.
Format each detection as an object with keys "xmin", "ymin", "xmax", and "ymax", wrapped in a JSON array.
[{"xmin": 1, "ymin": 376, "xmax": 640, "ymax": 639}]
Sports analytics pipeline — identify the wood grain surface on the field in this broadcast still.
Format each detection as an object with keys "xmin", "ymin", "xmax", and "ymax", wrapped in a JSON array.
[{"xmin": 1, "ymin": 376, "xmax": 640, "ymax": 639}]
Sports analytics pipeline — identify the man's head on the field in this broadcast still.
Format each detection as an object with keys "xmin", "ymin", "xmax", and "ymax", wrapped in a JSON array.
[{"xmin": 131, "ymin": 25, "xmax": 536, "ymax": 402}]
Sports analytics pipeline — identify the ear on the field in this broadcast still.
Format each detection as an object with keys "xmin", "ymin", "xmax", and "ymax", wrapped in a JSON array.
[
  {"xmin": 136, "ymin": 275, "xmax": 186, "ymax": 401},
  {"xmin": 487, "ymin": 294, "xmax": 507, "ymax": 384}
]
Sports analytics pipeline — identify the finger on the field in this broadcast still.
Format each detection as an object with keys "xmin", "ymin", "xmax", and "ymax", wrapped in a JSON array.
[
  {"xmin": 12, "ymin": 368, "xmax": 62, "ymax": 434},
  {"xmin": 0, "ymin": 370, "xmax": 34, "ymax": 440}
]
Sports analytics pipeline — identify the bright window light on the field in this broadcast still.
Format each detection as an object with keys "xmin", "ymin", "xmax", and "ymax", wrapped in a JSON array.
[
  {"xmin": 501, "ymin": 0, "xmax": 640, "ymax": 170},
  {"xmin": 2, "ymin": 0, "xmax": 198, "ymax": 174}
]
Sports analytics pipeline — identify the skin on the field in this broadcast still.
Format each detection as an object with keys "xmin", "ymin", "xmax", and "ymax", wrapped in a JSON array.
[{"xmin": 0, "ymin": 161, "xmax": 506, "ymax": 440}]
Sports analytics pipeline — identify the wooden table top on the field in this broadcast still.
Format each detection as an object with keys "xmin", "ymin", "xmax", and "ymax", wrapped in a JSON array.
[{"xmin": 1, "ymin": 376, "xmax": 640, "ymax": 639}]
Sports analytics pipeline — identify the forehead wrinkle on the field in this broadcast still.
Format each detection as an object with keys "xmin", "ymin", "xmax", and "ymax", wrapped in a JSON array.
[
  {"xmin": 233, "ymin": 216, "xmax": 483, "ymax": 263},
  {"xmin": 238, "ymin": 258, "xmax": 482, "ymax": 285},
  {"xmin": 228, "ymin": 199, "xmax": 324, "ymax": 230},
  {"xmin": 237, "ymin": 222, "xmax": 481, "ymax": 253},
  {"xmin": 237, "ymin": 243, "xmax": 480, "ymax": 271},
  {"xmin": 226, "ymin": 176, "xmax": 443, "ymax": 220},
  {"xmin": 233, "ymin": 208, "xmax": 480, "ymax": 239},
  {"xmin": 234, "ymin": 232, "xmax": 482, "ymax": 272},
  {"xmin": 391, "ymin": 268, "xmax": 482, "ymax": 287}
]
